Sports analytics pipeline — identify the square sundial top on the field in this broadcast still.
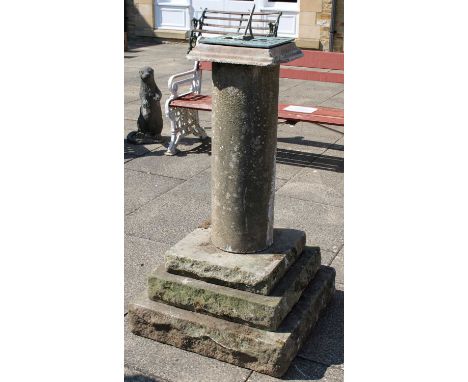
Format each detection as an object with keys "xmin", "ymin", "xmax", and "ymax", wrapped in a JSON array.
[
  {"xmin": 199, "ymin": 35, "xmax": 295, "ymax": 49},
  {"xmin": 187, "ymin": 35, "xmax": 303, "ymax": 66}
]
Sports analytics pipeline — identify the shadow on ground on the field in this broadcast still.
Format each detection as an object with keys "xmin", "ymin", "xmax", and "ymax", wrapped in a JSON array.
[
  {"xmin": 127, "ymin": 38, "xmax": 163, "ymax": 52},
  {"xmin": 280, "ymin": 289, "xmax": 344, "ymax": 380},
  {"xmin": 125, "ymin": 136, "xmax": 344, "ymax": 173},
  {"xmin": 277, "ymin": 136, "xmax": 344, "ymax": 152},
  {"xmin": 124, "ymin": 374, "xmax": 167, "ymax": 382},
  {"xmin": 124, "ymin": 139, "xmax": 152, "ymax": 160},
  {"xmin": 277, "ymin": 149, "xmax": 343, "ymax": 173}
]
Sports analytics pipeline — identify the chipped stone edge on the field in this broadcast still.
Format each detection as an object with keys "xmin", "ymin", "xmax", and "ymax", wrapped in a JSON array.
[
  {"xmin": 148, "ymin": 247, "xmax": 321, "ymax": 330},
  {"xmin": 129, "ymin": 266, "xmax": 336, "ymax": 378},
  {"xmin": 164, "ymin": 228, "xmax": 306, "ymax": 295},
  {"xmin": 186, "ymin": 42, "xmax": 304, "ymax": 66}
]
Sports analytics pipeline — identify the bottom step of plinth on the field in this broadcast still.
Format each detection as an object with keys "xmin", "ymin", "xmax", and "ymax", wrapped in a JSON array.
[{"xmin": 129, "ymin": 266, "xmax": 335, "ymax": 378}]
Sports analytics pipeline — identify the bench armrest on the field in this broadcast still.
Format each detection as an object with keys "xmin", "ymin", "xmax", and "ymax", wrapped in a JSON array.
[
  {"xmin": 167, "ymin": 61, "xmax": 201, "ymax": 97},
  {"xmin": 165, "ymin": 61, "xmax": 202, "ymax": 117}
]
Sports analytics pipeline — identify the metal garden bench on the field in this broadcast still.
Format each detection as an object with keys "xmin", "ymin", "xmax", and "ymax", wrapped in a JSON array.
[{"xmin": 164, "ymin": 8, "xmax": 344, "ymax": 155}]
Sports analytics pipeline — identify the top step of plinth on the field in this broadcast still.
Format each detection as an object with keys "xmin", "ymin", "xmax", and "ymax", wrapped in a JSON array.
[
  {"xmin": 164, "ymin": 227, "xmax": 306, "ymax": 295},
  {"xmin": 186, "ymin": 36, "xmax": 303, "ymax": 66}
]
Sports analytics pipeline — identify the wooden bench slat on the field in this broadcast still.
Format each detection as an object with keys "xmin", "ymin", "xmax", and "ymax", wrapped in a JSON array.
[
  {"xmin": 192, "ymin": 29, "xmax": 270, "ymax": 36},
  {"xmin": 170, "ymin": 94, "xmax": 213, "ymax": 111},
  {"xmin": 278, "ymin": 104, "xmax": 344, "ymax": 125},
  {"xmin": 205, "ymin": 10, "xmax": 280, "ymax": 15},
  {"xmin": 204, "ymin": 16, "xmax": 279, "ymax": 22},
  {"xmin": 202, "ymin": 22, "xmax": 270, "ymax": 30},
  {"xmin": 283, "ymin": 50, "xmax": 344, "ymax": 70},
  {"xmin": 169, "ymin": 94, "xmax": 344, "ymax": 126},
  {"xmin": 279, "ymin": 68, "xmax": 344, "ymax": 83},
  {"xmin": 199, "ymin": 62, "xmax": 343, "ymax": 84}
]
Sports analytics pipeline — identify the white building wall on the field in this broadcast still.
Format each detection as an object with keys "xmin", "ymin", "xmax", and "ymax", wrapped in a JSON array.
[{"xmin": 154, "ymin": 0, "xmax": 299, "ymax": 37}]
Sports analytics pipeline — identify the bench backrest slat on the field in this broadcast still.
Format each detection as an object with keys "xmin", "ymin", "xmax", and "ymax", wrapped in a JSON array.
[
  {"xmin": 279, "ymin": 68, "xmax": 344, "ymax": 83},
  {"xmin": 193, "ymin": 29, "xmax": 272, "ymax": 37},
  {"xmin": 201, "ymin": 22, "xmax": 271, "ymax": 30},
  {"xmin": 192, "ymin": 9, "xmax": 281, "ymax": 40},
  {"xmin": 204, "ymin": 9, "xmax": 279, "ymax": 16},
  {"xmin": 198, "ymin": 51, "xmax": 344, "ymax": 84},
  {"xmin": 282, "ymin": 50, "xmax": 344, "ymax": 71}
]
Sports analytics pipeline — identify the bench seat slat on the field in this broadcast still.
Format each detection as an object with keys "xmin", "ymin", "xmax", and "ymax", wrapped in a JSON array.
[
  {"xmin": 279, "ymin": 68, "xmax": 344, "ymax": 83},
  {"xmin": 278, "ymin": 104, "xmax": 344, "ymax": 125},
  {"xmin": 198, "ymin": 62, "xmax": 344, "ymax": 84},
  {"xmin": 170, "ymin": 94, "xmax": 213, "ymax": 111},
  {"xmin": 169, "ymin": 94, "xmax": 344, "ymax": 126}
]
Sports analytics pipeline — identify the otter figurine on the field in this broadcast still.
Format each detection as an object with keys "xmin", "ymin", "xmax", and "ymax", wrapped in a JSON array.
[{"xmin": 127, "ymin": 66, "xmax": 164, "ymax": 144}]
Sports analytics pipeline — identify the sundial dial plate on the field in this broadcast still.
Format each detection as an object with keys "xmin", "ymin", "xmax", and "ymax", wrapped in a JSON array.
[{"xmin": 199, "ymin": 35, "xmax": 295, "ymax": 49}]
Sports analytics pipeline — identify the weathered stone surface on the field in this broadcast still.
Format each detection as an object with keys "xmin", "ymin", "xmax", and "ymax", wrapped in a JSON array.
[
  {"xmin": 129, "ymin": 266, "xmax": 335, "ymax": 378},
  {"xmin": 149, "ymin": 246, "xmax": 321, "ymax": 330},
  {"xmin": 164, "ymin": 227, "xmax": 306, "ymax": 295},
  {"xmin": 125, "ymin": 318, "xmax": 251, "ymax": 382},
  {"xmin": 187, "ymin": 42, "xmax": 303, "ymax": 66},
  {"xmin": 210, "ymin": 63, "xmax": 280, "ymax": 253}
]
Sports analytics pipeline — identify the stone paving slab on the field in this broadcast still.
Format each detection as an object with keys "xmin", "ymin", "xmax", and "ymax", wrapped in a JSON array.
[
  {"xmin": 160, "ymin": 166, "xmax": 211, "ymax": 200},
  {"xmin": 124, "ymin": 235, "xmax": 170, "ymax": 313},
  {"xmin": 125, "ymin": 141, "xmax": 159, "ymax": 161},
  {"xmin": 276, "ymin": 121, "xmax": 343, "ymax": 155},
  {"xmin": 275, "ymin": 159, "xmax": 305, "ymax": 181},
  {"xmin": 320, "ymin": 249, "xmax": 339, "ymax": 267},
  {"xmin": 125, "ymin": 90, "xmax": 140, "ymax": 105},
  {"xmin": 274, "ymin": 178, "xmax": 287, "ymax": 191},
  {"xmin": 278, "ymin": 78, "xmax": 303, "ymax": 92},
  {"xmin": 149, "ymin": 246, "xmax": 320, "ymax": 330},
  {"xmin": 277, "ymin": 167, "xmax": 344, "ymax": 207},
  {"xmin": 247, "ymin": 358, "xmax": 343, "ymax": 382},
  {"xmin": 324, "ymin": 136, "xmax": 344, "ymax": 158},
  {"xmin": 276, "ymin": 141, "xmax": 343, "ymax": 178},
  {"xmin": 124, "ymin": 167, "xmax": 213, "ymax": 246},
  {"xmin": 125, "ymin": 193, "xmax": 211, "ymax": 246},
  {"xmin": 125, "ymin": 366, "xmax": 171, "ymax": 382},
  {"xmin": 124, "ymin": 121, "xmax": 165, "ymax": 159},
  {"xmin": 125, "ymin": 170, "xmax": 183, "ymax": 215},
  {"xmin": 331, "ymin": 247, "xmax": 344, "ymax": 285},
  {"xmin": 125, "ymin": 99, "xmax": 142, "ymax": 121},
  {"xmin": 299, "ymin": 284, "xmax": 344, "ymax": 369},
  {"xmin": 164, "ymin": 227, "xmax": 306, "ymax": 295},
  {"xmin": 125, "ymin": 316, "xmax": 251, "ymax": 382},
  {"xmin": 275, "ymin": 195, "xmax": 344, "ymax": 254},
  {"xmin": 128, "ymin": 266, "xmax": 335, "ymax": 378},
  {"xmin": 319, "ymin": 91, "xmax": 344, "ymax": 109},
  {"xmin": 279, "ymin": 81, "xmax": 343, "ymax": 106},
  {"xmin": 125, "ymin": 149, "xmax": 210, "ymax": 180}
]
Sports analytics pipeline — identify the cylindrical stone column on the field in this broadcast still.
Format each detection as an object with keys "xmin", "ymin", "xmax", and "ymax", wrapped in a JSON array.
[{"xmin": 211, "ymin": 63, "xmax": 280, "ymax": 253}]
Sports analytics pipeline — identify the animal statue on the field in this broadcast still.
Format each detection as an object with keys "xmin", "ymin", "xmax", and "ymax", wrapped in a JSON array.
[{"xmin": 127, "ymin": 66, "xmax": 164, "ymax": 144}]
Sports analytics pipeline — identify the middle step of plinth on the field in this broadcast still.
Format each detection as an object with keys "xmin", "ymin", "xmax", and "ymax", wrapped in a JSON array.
[
  {"xmin": 149, "ymin": 246, "xmax": 321, "ymax": 330},
  {"xmin": 164, "ymin": 226, "xmax": 306, "ymax": 295}
]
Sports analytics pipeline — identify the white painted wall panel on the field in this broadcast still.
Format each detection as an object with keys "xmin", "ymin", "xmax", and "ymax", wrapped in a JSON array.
[{"xmin": 155, "ymin": 1, "xmax": 191, "ymax": 30}]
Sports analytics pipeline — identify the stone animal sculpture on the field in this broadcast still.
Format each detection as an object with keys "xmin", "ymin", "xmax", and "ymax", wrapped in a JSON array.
[{"xmin": 127, "ymin": 66, "xmax": 164, "ymax": 144}]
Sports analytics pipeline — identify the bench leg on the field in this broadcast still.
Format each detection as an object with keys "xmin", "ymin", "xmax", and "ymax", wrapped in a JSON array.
[
  {"xmin": 165, "ymin": 113, "xmax": 181, "ymax": 156},
  {"xmin": 165, "ymin": 107, "xmax": 207, "ymax": 156},
  {"xmin": 193, "ymin": 122, "xmax": 208, "ymax": 140}
]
